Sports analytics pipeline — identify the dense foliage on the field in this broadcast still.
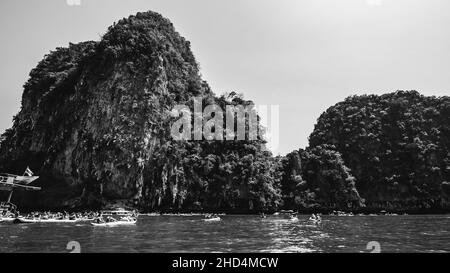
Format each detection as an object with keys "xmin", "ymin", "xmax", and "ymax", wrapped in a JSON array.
[
  {"xmin": 309, "ymin": 91, "xmax": 450, "ymax": 211},
  {"xmin": 281, "ymin": 145, "xmax": 363, "ymax": 211},
  {"xmin": 139, "ymin": 92, "xmax": 284, "ymax": 212}
]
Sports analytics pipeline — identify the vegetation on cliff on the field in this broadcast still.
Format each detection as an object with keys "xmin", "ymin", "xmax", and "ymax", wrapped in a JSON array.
[
  {"xmin": 281, "ymin": 145, "xmax": 363, "ymax": 211},
  {"xmin": 308, "ymin": 91, "xmax": 450, "ymax": 211}
]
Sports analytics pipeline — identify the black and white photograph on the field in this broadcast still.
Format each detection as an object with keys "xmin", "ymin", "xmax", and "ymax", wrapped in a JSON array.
[{"xmin": 0, "ymin": 0, "xmax": 449, "ymax": 262}]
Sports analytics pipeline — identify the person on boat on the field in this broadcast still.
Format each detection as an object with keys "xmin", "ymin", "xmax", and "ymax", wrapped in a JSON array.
[{"xmin": 94, "ymin": 217, "xmax": 105, "ymax": 224}]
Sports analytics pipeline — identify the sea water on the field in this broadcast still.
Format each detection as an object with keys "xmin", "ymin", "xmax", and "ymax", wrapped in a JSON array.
[{"xmin": 0, "ymin": 214, "xmax": 449, "ymax": 253}]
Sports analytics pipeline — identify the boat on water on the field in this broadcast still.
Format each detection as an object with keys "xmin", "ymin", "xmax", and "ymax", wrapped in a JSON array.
[
  {"xmin": 0, "ymin": 167, "xmax": 40, "ymax": 190},
  {"xmin": 282, "ymin": 211, "xmax": 298, "ymax": 221},
  {"xmin": 279, "ymin": 210, "xmax": 294, "ymax": 214},
  {"xmin": 0, "ymin": 168, "xmax": 41, "ymax": 220},
  {"xmin": 90, "ymin": 208, "xmax": 138, "ymax": 227},
  {"xmin": 203, "ymin": 213, "xmax": 222, "ymax": 222},
  {"xmin": 203, "ymin": 217, "xmax": 221, "ymax": 222},
  {"xmin": 309, "ymin": 214, "xmax": 322, "ymax": 223},
  {"xmin": 0, "ymin": 174, "xmax": 39, "ymax": 186},
  {"xmin": 309, "ymin": 218, "xmax": 322, "ymax": 224},
  {"xmin": 91, "ymin": 219, "xmax": 137, "ymax": 227}
]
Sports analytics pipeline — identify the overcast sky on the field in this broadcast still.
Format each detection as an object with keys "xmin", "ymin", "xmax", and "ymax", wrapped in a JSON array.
[{"xmin": 0, "ymin": 0, "xmax": 449, "ymax": 155}]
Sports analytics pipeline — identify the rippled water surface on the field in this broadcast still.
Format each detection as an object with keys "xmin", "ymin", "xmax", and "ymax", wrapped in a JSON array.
[{"xmin": 1, "ymin": 215, "xmax": 449, "ymax": 253}]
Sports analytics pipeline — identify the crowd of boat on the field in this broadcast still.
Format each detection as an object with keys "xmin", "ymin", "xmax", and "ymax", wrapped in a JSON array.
[
  {"xmin": 0, "ymin": 209, "xmax": 139, "ymax": 226},
  {"xmin": 1, "ymin": 208, "xmax": 406, "ymax": 227},
  {"xmin": 201, "ymin": 212, "xmax": 324, "ymax": 223},
  {"xmin": 330, "ymin": 210, "xmax": 403, "ymax": 216},
  {"xmin": 0, "ymin": 211, "xmax": 321, "ymax": 225}
]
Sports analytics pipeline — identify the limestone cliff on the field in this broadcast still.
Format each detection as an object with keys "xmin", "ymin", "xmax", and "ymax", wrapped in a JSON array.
[
  {"xmin": 0, "ymin": 11, "xmax": 209, "ymax": 209},
  {"xmin": 0, "ymin": 12, "xmax": 281, "ymax": 212}
]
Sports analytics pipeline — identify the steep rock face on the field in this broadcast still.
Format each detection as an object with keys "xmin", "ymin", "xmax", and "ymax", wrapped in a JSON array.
[
  {"xmin": 0, "ymin": 11, "xmax": 209, "ymax": 209},
  {"xmin": 309, "ymin": 91, "xmax": 450, "ymax": 211},
  {"xmin": 0, "ymin": 11, "xmax": 283, "ymax": 212}
]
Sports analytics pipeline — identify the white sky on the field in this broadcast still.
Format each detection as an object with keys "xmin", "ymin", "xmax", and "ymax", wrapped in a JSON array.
[{"xmin": 0, "ymin": 0, "xmax": 449, "ymax": 155}]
